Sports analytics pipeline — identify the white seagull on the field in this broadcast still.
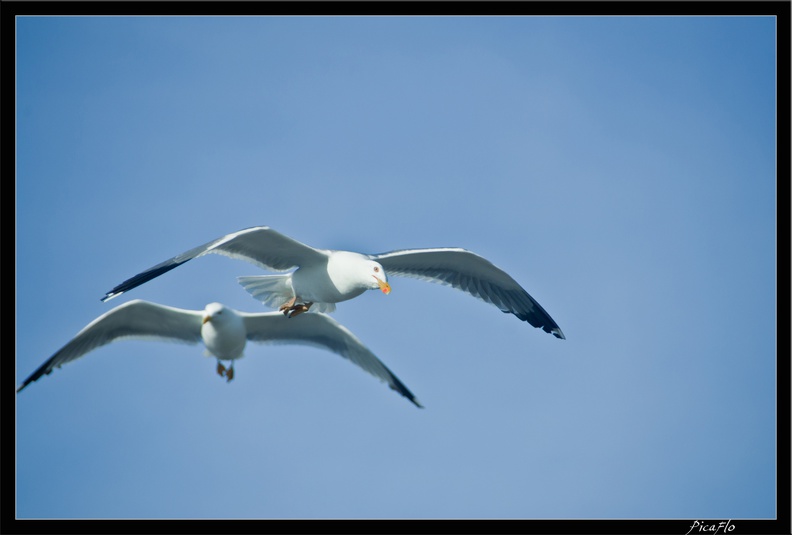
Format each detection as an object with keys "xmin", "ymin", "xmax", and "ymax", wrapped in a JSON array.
[
  {"xmin": 102, "ymin": 226, "xmax": 565, "ymax": 339},
  {"xmin": 17, "ymin": 300, "xmax": 422, "ymax": 407}
]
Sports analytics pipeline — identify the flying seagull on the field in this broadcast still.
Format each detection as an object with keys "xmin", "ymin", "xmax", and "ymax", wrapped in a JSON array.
[
  {"xmin": 101, "ymin": 226, "xmax": 565, "ymax": 339},
  {"xmin": 17, "ymin": 300, "xmax": 421, "ymax": 407}
]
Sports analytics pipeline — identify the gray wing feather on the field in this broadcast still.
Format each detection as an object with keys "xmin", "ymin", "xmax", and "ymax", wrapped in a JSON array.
[
  {"xmin": 242, "ymin": 312, "xmax": 422, "ymax": 407},
  {"xmin": 370, "ymin": 248, "xmax": 565, "ymax": 339},
  {"xmin": 102, "ymin": 226, "xmax": 326, "ymax": 301},
  {"xmin": 17, "ymin": 300, "xmax": 204, "ymax": 392}
]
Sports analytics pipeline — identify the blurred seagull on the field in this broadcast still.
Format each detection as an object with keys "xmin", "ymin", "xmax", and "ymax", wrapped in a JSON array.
[
  {"xmin": 17, "ymin": 300, "xmax": 422, "ymax": 407},
  {"xmin": 101, "ymin": 226, "xmax": 565, "ymax": 339}
]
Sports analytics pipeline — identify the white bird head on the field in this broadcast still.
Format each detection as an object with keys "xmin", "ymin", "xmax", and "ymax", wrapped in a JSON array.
[
  {"xmin": 327, "ymin": 252, "xmax": 391, "ymax": 296},
  {"xmin": 202, "ymin": 302, "xmax": 232, "ymax": 325},
  {"xmin": 369, "ymin": 260, "xmax": 391, "ymax": 294}
]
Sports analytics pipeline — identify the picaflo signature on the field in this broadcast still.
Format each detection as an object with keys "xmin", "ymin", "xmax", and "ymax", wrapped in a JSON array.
[{"xmin": 685, "ymin": 520, "xmax": 735, "ymax": 535}]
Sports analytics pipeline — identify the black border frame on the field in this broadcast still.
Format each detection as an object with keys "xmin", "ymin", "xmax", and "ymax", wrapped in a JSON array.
[{"xmin": 4, "ymin": 2, "xmax": 789, "ymax": 534}]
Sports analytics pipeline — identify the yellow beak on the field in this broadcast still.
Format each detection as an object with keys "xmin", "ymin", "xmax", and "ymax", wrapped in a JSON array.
[
  {"xmin": 375, "ymin": 276, "xmax": 391, "ymax": 295},
  {"xmin": 202, "ymin": 315, "xmax": 211, "ymax": 325}
]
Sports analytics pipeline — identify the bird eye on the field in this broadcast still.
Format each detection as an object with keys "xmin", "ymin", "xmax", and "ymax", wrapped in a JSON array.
[{"xmin": 374, "ymin": 266, "xmax": 380, "ymax": 272}]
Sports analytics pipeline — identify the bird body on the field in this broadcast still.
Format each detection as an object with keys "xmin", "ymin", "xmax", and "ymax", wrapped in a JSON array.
[{"xmin": 200, "ymin": 302, "xmax": 247, "ymax": 359}]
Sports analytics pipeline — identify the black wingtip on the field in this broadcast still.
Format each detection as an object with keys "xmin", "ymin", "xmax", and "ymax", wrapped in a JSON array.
[
  {"xmin": 407, "ymin": 393, "xmax": 424, "ymax": 409},
  {"xmin": 551, "ymin": 327, "xmax": 566, "ymax": 340},
  {"xmin": 389, "ymin": 381, "xmax": 423, "ymax": 408},
  {"xmin": 16, "ymin": 364, "xmax": 55, "ymax": 393},
  {"xmin": 407, "ymin": 394, "xmax": 424, "ymax": 409},
  {"xmin": 16, "ymin": 373, "xmax": 41, "ymax": 393},
  {"xmin": 101, "ymin": 258, "xmax": 191, "ymax": 303},
  {"xmin": 509, "ymin": 309, "xmax": 565, "ymax": 340}
]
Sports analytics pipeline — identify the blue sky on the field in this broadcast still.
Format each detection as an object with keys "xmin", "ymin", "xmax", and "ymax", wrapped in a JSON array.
[{"xmin": 15, "ymin": 15, "xmax": 777, "ymax": 520}]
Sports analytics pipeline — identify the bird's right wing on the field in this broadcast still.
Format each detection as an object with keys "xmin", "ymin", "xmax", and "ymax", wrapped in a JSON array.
[
  {"xmin": 242, "ymin": 312, "xmax": 422, "ymax": 408},
  {"xmin": 17, "ymin": 300, "xmax": 204, "ymax": 393}
]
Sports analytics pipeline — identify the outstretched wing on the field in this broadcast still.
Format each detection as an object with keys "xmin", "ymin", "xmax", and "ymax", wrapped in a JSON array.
[
  {"xmin": 17, "ymin": 300, "xmax": 204, "ymax": 392},
  {"xmin": 370, "ymin": 248, "xmax": 565, "ymax": 339},
  {"xmin": 102, "ymin": 226, "xmax": 327, "ymax": 302},
  {"xmin": 242, "ymin": 312, "xmax": 422, "ymax": 407}
]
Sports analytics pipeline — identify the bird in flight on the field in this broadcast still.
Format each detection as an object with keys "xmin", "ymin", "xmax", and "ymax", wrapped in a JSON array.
[
  {"xmin": 17, "ymin": 299, "xmax": 422, "ymax": 407},
  {"xmin": 101, "ymin": 226, "xmax": 565, "ymax": 339}
]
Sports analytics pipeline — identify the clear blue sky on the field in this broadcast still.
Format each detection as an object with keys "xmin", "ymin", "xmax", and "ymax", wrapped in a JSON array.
[{"xmin": 16, "ymin": 16, "xmax": 777, "ymax": 520}]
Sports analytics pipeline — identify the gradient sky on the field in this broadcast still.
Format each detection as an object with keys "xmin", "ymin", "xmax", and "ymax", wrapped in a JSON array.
[{"xmin": 15, "ymin": 15, "xmax": 777, "ymax": 520}]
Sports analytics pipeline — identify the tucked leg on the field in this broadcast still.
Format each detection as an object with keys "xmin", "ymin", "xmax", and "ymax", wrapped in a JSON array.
[
  {"xmin": 287, "ymin": 302, "xmax": 313, "ymax": 318},
  {"xmin": 279, "ymin": 296, "xmax": 297, "ymax": 315},
  {"xmin": 216, "ymin": 361, "xmax": 226, "ymax": 377},
  {"xmin": 226, "ymin": 363, "xmax": 235, "ymax": 382}
]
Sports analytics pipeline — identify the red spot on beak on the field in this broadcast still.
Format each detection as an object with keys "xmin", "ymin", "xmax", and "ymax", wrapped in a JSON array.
[{"xmin": 374, "ymin": 276, "xmax": 391, "ymax": 295}]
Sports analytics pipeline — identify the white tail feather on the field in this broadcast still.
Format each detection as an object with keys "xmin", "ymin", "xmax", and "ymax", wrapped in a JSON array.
[
  {"xmin": 236, "ymin": 274, "xmax": 337, "ymax": 314},
  {"xmin": 237, "ymin": 275, "xmax": 294, "ymax": 309}
]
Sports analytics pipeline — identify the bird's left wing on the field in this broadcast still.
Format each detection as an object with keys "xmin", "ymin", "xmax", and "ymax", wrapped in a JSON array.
[
  {"xmin": 242, "ymin": 312, "xmax": 422, "ymax": 407},
  {"xmin": 370, "ymin": 248, "xmax": 565, "ymax": 339},
  {"xmin": 17, "ymin": 300, "xmax": 204, "ymax": 392}
]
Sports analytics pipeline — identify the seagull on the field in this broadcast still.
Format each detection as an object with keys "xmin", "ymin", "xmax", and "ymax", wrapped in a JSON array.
[
  {"xmin": 102, "ymin": 226, "xmax": 565, "ymax": 339},
  {"xmin": 16, "ymin": 300, "xmax": 422, "ymax": 407}
]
